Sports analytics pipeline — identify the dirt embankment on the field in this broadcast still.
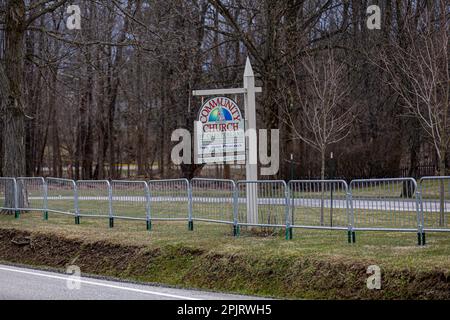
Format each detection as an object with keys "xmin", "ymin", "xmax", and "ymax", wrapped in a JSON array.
[{"xmin": 0, "ymin": 228, "xmax": 449, "ymax": 299}]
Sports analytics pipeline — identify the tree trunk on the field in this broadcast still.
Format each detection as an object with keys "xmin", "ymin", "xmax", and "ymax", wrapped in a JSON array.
[
  {"xmin": 439, "ymin": 146, "xmax": 446, "ymax": 226},
  {"xmin": 135, "ymin": 53, "xmax": 146, "ymax": 176},
  {"xmin": 49, "ymin": 68, "xmax": 62, "ymax": 177},
  {"xmin": 438, "ymin": 0, "xmax": 449, "ymax": 227},
  {"xmin": 320, "ymin": 147, "xmax": 326, "ymax": 226},
  {"xmin": 402, "ymin": 118, "xmax": 421, "ymax": 198},
  {"xmin": 1, "ymin": 0, "xmax": 27, "ymax": 213}
]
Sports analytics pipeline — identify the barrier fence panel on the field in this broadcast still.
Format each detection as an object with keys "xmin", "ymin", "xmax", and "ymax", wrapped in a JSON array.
[
  {"xmin": 46, "ymin": 178, "xmax": 77, "ymax": 218},
  {"xmin": 8, "ymin": 175, "xmax": 450, "ymax": 245},
  {"xmin": 419, "ymin": 176, "xmax": 450, "ymax": 233},
  {"xmin": 235, "ymin": 181, "xmax": 288, "ymax": 233},
  {"xmin": 147, "ymin": 179, "xmax": 191, "ymax": 227},
  {"xmin": 191, "ymin": 178, "xmax": 235, "ymax": 225},
  {"xmin": 0, "ymin": 178, "xmax": 16, "ymax": 213},
  {"xmin": 76, "ymin": 180, "xmax": 112, "ymax": 225},
  {"xmin": 349, "ymin": 178, "xmax": 422, "ymax": 244},
  {"xmin": 111, "ymin": 180, "xmax": 150, "ymax": 228},
  {"xmin": 15, "ymin": 177, "xmax": 47, "ymax": 215},
  {"xmin": 288, "ymin": 180, "xmax": 349, "ymax": 231}
]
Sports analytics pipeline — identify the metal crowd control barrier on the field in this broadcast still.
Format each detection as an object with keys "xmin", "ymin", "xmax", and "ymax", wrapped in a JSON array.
[
  {"xmin": 191, "ymin": 178, "xmax": 235, "ymax": 229},
  {"xmin": 111, "ymin": 180, "xmax": 151, "ymax": 230},
  {"xmin": 349, "ymin": 178, "xmax": 423, "ymax": 245},
  {"xmin": 6, "ymin": 175, "xmax": 450, "ymax": 246},
  {"xmin": 148, "ymin": 179, "xmax": 192, "ymax": 230},
  {"xmin": 46, "ymin": 178, "xmax": 78, "ymax": 220},
  {"xmin": 76, "ymin": 180, "xmax": 113, "ymax": 227},
  {"xmin": 0, "ymin": 177, "xmax": 17, "ymax": 216},
  {"xmin": 419, "ymin": 176, "xmax": 450, "ymax": 235},
  {"xmin": 15, "ymin": 177, "xmax": 47, "ymax": 219},
  {"xmin": 235, "ymin": 180, "xmax": 289, "ymax": 237},
  {"xmin": 288, "ymin": 180, "xmax": 350, "ymax": 235}
]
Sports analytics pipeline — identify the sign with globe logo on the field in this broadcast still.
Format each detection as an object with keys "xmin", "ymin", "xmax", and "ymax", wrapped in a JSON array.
[{"xmin": 196, "ymin": 96, "xmax": 245, "ymax": 163}]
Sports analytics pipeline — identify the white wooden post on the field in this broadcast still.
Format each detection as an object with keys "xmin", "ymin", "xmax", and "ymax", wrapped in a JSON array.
[{"xmin": 243, "ymin": 57, "xmax": 258, "ymax": 225}]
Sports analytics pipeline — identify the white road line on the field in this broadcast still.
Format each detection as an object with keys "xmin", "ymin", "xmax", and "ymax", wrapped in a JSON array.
[{"xmin": 0, "ymin": 266, "xmax": 198, "ymax": 300}]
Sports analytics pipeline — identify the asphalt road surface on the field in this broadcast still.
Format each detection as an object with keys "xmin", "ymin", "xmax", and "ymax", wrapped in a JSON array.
[
  {"xmin": 0, "ymin": 264, "xmax": 260, "ymax": 300},
  {"xmin": 35, "ymin": 195, "xmax": 450, "ymax": 212}
]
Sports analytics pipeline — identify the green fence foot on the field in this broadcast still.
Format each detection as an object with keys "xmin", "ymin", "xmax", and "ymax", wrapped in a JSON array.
[
  {"xmin": 109, "ymin": 217, "xmax": 114, "ymax": 228},
  {"xmin": 352, "ymin": 231, "xmax": 356, "ymax": 243},
  {"xmin": 418, "ymin": 232, "xmax": 426, "ymax": 246},
  {"xmin": 146, "ymin": 220, "xmax": 152, "ymax": 231},
  {"xmin": 188, "ymin": 221, "xmax": 194, "ymax": 231},
  {"xmin": 75, "ymin": 216, "xmax": 80, "ymax": 225},
  {"xmin": 233, "ymin": 225, "xmax": 240, "ymax": 237},
  {"xmin": 347, "ymin": 231, "xmax": 352, "ymax": 243},
  {"xmin": 285, "ymin": 227, "xmax": 293, "ymax": 240},
  {"xmin": 43, "ymin": 211, "xmax": 48, "ymax": 221},
  {"xmin": 14, "ymin": 211, "xmax": 20, "ymax": 219}
]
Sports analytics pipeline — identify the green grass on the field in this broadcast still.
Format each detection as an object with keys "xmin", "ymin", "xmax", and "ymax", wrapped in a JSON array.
[
  {"xmin": 1, "ymin": 211, "xmax": 450, "ymax": 272},
  {"xmin": 2, "ymin": 211, "xmax": 450, "ymax": 299},
  {"xmin": 8, "ymin": 195, "xmax": 449, "ymax": 229},
  {"xmin": 418, "ymin": 179, "xmax": 450, "ymax": 197}
]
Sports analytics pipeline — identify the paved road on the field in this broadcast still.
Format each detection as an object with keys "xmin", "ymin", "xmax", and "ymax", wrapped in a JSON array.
[
  {"xmin": 0, "ymin": 264, "xmax": 260, "ymax": 300},
  {"xmin": 36, "ymin": 196, "xmax": 450, "ymax": 213}
]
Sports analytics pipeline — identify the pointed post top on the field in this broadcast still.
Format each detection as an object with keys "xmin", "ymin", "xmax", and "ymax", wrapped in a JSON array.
[{"xmin": 244, "ymin": 56, "xmax": 254, "ymax": 78}]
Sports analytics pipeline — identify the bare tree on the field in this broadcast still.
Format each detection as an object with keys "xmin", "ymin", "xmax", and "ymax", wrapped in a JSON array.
[
  {"xmin": 378, "ymin": 1, "xmax": 449, "ymax": 225},
  {"xmin": 379, "ymin": 3, "xmax": 449, "ymax": 177},
  {"xmin": 281, "ymin": 49, "xmax": 355, "ymax": 225},
  {"xmin": 283, "ymin": 50, "xmax": 354, "ymax": 180}
]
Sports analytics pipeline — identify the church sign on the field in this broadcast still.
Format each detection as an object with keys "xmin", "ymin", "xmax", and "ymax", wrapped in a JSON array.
[{"xmin": 196, "ymin": 96, "xmax": 245, "ymax": 163}]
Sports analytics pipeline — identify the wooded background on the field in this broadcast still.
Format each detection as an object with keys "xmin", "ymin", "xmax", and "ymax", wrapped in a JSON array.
[{"xmin": 0, "ymin": 0, "xmax": 449, "ymax": 181}]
